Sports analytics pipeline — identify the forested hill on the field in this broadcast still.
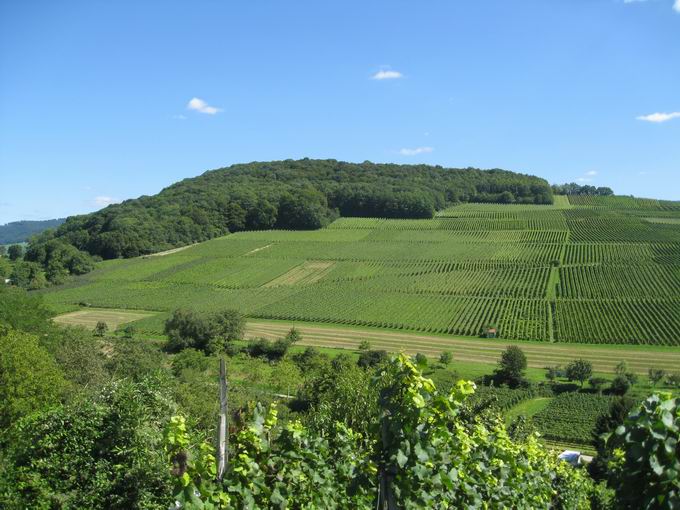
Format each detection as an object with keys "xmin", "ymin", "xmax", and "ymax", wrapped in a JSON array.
[
  {"xmin": 49, "ymin": 159, "xmax": 552, "ymax": 259},
  {"xmin": 0, "ymin": 218, "xmax": 65, "ymax": 245}
]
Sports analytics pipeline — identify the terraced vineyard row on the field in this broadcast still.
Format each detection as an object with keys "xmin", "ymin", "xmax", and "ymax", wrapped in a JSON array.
[
  {"xmin": 532, "ymin": 393, "xmax": 612, "ymax": 445},
  {"xmin": 558, "ymin": 265, "xmax": 680, "ymax": 299},
  {"xmin": 554, "ymin": 299, "xmax": 680, "ymax": 345}
]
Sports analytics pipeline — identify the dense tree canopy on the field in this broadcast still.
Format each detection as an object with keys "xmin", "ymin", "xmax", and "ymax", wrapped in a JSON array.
[
  {"xmin": 45, "ymin": 159, "xmax": 553, "ymax": 259},
  {"xmin": 0, "ymin": 218, "xmax": 65, "ymax": 244},
  {"xmin": 551, "ymin": 183, "xmax": 614, "ymax": 196}
]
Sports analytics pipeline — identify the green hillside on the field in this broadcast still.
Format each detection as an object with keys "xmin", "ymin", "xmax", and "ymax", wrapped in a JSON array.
[
  {"xmin": 41, "ymin": 195, "xmax": 680, "ymax": 346},
  {"xmin": 0, "ymin": 218, "xmax": 65, "ymax": 244},
  {"xmin": 48, "ymin": 159, "xmax": 553, "ymax": 259}
]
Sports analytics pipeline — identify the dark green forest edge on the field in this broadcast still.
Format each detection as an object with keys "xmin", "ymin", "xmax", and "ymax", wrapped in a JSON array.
[
  {"xmin": 9, "ymin": 159, "xmax": 559, "ymax": 285},
  {"xmin": 1, "ymin": 287, "xmax": 678, "ymax": 509}
]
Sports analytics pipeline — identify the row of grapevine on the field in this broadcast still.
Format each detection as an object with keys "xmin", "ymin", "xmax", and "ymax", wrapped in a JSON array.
[
  {"xmin": 532, "ymin": 392, "xmax": 612, "ymax": 445},
  {"xmin": 554, "ymin": 299, "xmax": 680, "ymax": 346},
  {"xmin": 568, "ymin": 195, "xmax": 680, "ymax": 210},
  {"xmin": 557, "ymin": 264, "xmax": 680, "ymax": 299},
  {"xmin": 344, "ymin": 266, "xmax": 551, "ymax": 299}
]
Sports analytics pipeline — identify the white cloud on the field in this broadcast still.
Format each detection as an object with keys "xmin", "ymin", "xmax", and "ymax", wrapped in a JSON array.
[
  {"xmin": 187, "ymin": 97, "xmax": 221, "ymax": 115},
  {"xmin": 576, "ymin": 177, "xmax": 593, "ymax": 183},
  {"xmin": 585, "ymin": 170, "xmax": 598, "ymax": 176},
  {"xmin": 94, "ymin": 196, "xmax": 119, "ymax": 207},
  {"xmin": 624, "ymin": 0, "xmax": 680, "ymax": 12},
  {"xmin": 371, "ymin": 69, "xmax": 403, "ymax": 80},
  {"xmin": 172, "ymin": 114, "xmax": 187, "ymax": 120},
  {"xmin": 637, "ymin": 111, "xmax": 680, "ymax": 123},
  {"xmin": 399, "ymin": 146, "xmax": 433, "ymax": 156}
]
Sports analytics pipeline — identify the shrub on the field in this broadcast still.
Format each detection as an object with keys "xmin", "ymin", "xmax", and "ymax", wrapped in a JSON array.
[
  {"xmin": 357, "ymin": 349, "xmax": 388, "ymax": 368},
  {"xmin": 606, "ymin": 393, "xmax": 680, "ymax": 509},
  {"xmin": 439, "ymin": 351, "xmax": 453, "ymax": 366},
  {"xmin": 93, "ymin": 321, "xmax": 108, "ymax": 337},
  {"xmin": 609, "ymin": 376, "xmax": 630, "ymax": 396}
]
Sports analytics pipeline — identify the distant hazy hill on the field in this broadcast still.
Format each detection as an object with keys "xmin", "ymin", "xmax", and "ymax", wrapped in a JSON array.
[
  {"xmin": 0, "ymin": 218, "xmax": 65, "ymax": 244},
  {"xmin": 49, "ymin": 159, "xmax": 553, "ymax": 259}
]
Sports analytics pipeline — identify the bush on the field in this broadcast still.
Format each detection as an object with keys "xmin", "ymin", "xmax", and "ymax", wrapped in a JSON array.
[
  {"xmin": 439, "ymin": 351, "xmax": 453, "ymax": 366},
  {"xmin": 0, "ymin": 330, "xmax": 67, "ymax": 429},
  {"xmin": 357, "ymin": 349, "xmax": 388, "ymax": 368},
  {"xmin": 93, "ymin": 321, "xmax": 108, "ymax": 337},
  {"xmin": 606, "ymin": 393, "xmax": 680, "ymax": 509},
  {"xmin": 609, "ymin": 376, "xmax": 630, "ymax": 396},
  {"xmin": 164, "ymin": 308, "xmax": 244, "ymax": 354},
  {"xmin": 414, "ymin": 352, "xmax": 428, "ymax": 367},
  {"xmin": 0, "ymin": 377, "xmax": 174, "ymax": 509}
]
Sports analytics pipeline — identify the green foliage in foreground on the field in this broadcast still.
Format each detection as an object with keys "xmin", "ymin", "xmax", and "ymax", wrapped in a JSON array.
[
  {"xmin": 606, "ymin": 393, "xmax": 680, "ymax": 509},
  {"xmin": 166, "ymin": 354, "xmax": 595, "ymax": 509},
  {"xmin": 0, "ymin": 377, "xmax": 175, "ymax": 509},
  {"xmin": 0, "ymin": 330, "xmax": 67, "ymax": 429}
]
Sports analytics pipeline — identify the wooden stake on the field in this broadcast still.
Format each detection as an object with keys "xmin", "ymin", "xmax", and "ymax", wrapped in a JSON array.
[{"xmin": 217, "ymin": 357, "xmax": 228, "ymax": 480}]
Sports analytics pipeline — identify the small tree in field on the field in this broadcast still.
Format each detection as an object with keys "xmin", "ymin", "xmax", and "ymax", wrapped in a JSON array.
[
  {"xmin": 609, "ymin": 376, "xmax": 630, "ymax": 396},
  {"xmin": 122, "ymin": 324, "xmax": 136, "ymax": 339},
  {"xmin": 439, "ymin": 351, "xmax": 452, "ymax": 366},
  {"xmin": 566, "ymin": 359, "xmax": 593, "ymax": 388},
  {"xmin": 93, "ymin": 321, "xmax": 108, "ymax": 337},
  {"xmin": 545, "ymin": 365, "xmax": 562, "ymax": 382},
  {"xmin": 666, "ymin": 373, "xmax": 680, "ymax": 388},
  {"xmin": 495, "ymin": 345, "xmax": 527, "ymax": 388},
  {"xmin": 589, "ymin": 377, "xmax": 608, "ymax": 395},
  {"xmin": 647, "ymin": 368, "xmax": 664, "ymax": 387},
  {"xmin": 285, "ymin": 327, "xmax": 301, "ymax": 345},
  {"xmin": 414, "ymin": 352, "xmax": 428, "ymax": 367},
  {"xmin": 358, "ymin": 340, "xmax": 371, "ymax": 351},
  {"xmin": 615, "ymin": 361, "xmax": 628, "ymax": 376}
]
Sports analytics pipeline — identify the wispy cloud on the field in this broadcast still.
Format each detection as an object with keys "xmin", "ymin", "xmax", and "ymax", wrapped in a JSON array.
[
  {"xmin": 399, "ymin": 147, "xmax": 433, "ymax": 156},
  {"xmin": 172, "ymin": 114, "xmax": 187, "ymax": 120},
  {"xmin": 187, "ymin": 97, "xmax": 221, "ymax": 115},
  {"xmin": 585, "ymin": 170, "xmax": 598, "ymax": 176},
  {"xmin": 624, "ymin": 0, "xmax": 680, "ymax": 12},
  {"xmin": 372, "ymin": 69, "xmax": 403, "ymax": 80},
  {"xmin": 576, "ymin": 177, "xmax": 593, "ymax": 183},
  {"xmin": 93, "ymin": 196, "xmax": 119, "ymax": 207},
  {"xmin": 636, "ymin": 111, "xmax": 680, "ymax": 123}
]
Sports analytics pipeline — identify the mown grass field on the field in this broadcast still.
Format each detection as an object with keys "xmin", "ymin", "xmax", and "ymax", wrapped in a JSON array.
[{"xmin": 43, "ymin": 195, "xmax": 680, "ymax": 349}]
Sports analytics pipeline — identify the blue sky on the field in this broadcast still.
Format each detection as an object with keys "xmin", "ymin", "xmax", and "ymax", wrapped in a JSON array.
[{"xmin": 1, "ymin": 0, "xmax": 679, "ymax": 223}]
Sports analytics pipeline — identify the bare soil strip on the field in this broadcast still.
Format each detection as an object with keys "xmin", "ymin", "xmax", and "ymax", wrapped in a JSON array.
[
  {"xmin": 245, "ymin": 244, "xmax": 272, "ymax": 255},
  {"xmin": 54, "ymin": 309, "xmax": 156, "ymax": 330},
  {"xmin": 245, "ymin": 320, "xmax": 680, "ymax": 374},
  {"xmin": 264, "ymin": 261, "xmax": 335, "ymax": 287},
  {"xmin": 144, "ymin": 245, "xmax": 194, "ymax": 257}
]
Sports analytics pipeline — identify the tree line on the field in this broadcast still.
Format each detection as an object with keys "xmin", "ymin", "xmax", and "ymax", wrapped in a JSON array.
[{"xmin": 551, "ymin": 183, "xmax": 614, "ymax": 196}]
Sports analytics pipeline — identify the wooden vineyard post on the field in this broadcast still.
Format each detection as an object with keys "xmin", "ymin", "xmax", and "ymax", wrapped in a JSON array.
[{"xmin": 217, "ymin": 358, "xmax": 228, "ymax": 481}]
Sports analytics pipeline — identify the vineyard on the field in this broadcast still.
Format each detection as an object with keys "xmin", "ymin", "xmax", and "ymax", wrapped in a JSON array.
[
  {"xmin": 42, "ymin": 195, "xmax": 680, "ymax": 346},
  {"xmin": 532, "ymin": 392, "xmax": 613, "ymax": 445}
]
